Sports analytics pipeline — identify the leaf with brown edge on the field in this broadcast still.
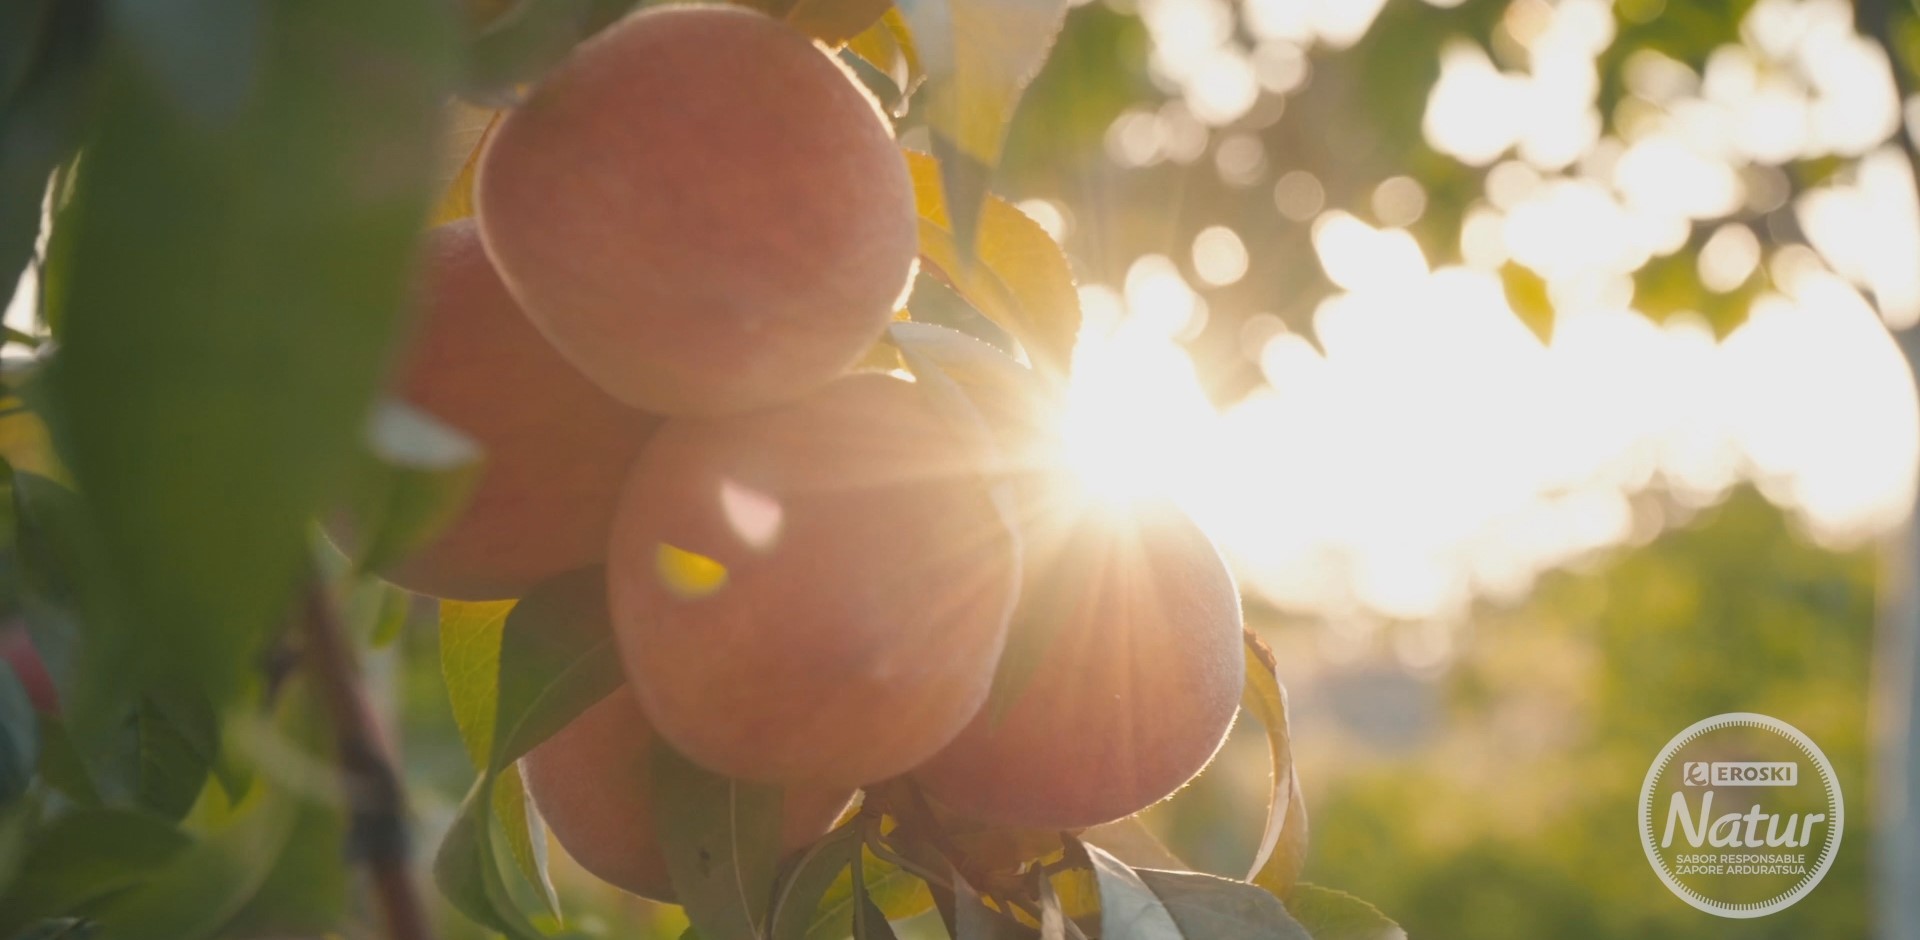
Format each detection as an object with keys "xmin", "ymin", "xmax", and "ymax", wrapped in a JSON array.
[
  {"xmin": 1242, "ymin": 629, "xmax": 1308, "ymax": 898},
  {"xmin": 905, "ymin": 149, "xmax": 1080, "ymax": 377}
]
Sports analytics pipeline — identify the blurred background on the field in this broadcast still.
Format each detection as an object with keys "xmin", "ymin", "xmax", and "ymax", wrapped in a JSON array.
[
  {"xmin": 981, "ymin": 0, "xmax": 1914, "ymax": 935},
  {"xmin": 26, "ymin": 0, "xmax": 1905, "ymax": 936}
]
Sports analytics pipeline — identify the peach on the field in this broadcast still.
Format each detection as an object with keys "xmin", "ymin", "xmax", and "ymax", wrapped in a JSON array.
[
  {"xmin": 354, "ymin": 219, "xmax": 660, "ymax": 600},
  {"xmin": 913, "ymin": 491, "xmax": 1244, "ymax": 828},
  {"xmin": 524, "ymin": 688, "xmax": 853, "ymax": 900},
  {"xmin": 608, "ymin": 374, "xmax": 1019, "ymax": 788},
  {"xmin": 476, "ymin": 5, "xmax": 918, "ymax": 415}
]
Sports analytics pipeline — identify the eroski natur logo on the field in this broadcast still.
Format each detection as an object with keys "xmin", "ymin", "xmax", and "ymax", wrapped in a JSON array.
[{"xmin": 1638, "ymin": 713, "xmax": 1843, "ymax": 918}]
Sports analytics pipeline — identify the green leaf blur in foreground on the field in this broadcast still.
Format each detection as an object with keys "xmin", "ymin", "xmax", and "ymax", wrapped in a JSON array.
[
  {"xmin": 904, "ymin": 150, "xmax": 1080, "ymax": 377},
  {"xmin": 895, "ymin": 0, "xmax": 1067, "ymax": 255},
  {"xmin": 1242, "ymin": 630, "xmax": 1308, "ymax": 898},
  {"xmin": 0, "ymin": 0, "xmax": 97, "ymax": 317},
  {"xmin": 651, "ymin": 744, "xmax": 785, "ymax": 940},
  {"xmin": 436, "ymin": 568, "xmax": 623, "ymax": 934},
  {"xmin": 338, "ymin": 400, "xmax": 484, "ymax": 578},
  {"xmin": 0, "ymin": 659, "xmax": 38, "ymax": 805},
  {"xmin": 1281, "ymin": 885, "xmax": 1406, "ymax": 940},
  {"xmin": 0, "ymin": 807, "xmax": 192, "ymax": 935},
  {"xmin": 44, "ymin": 0, "xmax": 455, "ymax": 735}
]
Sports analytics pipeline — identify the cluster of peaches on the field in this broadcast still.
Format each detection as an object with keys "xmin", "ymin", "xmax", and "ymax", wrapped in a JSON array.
[{"xmin": 364, "ymin": 3, "xmax": 1245, "ymax": 900}]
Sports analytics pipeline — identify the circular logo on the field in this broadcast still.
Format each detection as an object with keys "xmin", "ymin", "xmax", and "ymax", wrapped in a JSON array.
[{"xmin": 1638, "ymin": 713, "xmax": 1843, "ymax": 918}]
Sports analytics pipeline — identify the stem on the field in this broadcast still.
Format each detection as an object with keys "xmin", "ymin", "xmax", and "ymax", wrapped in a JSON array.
[{"xmin": 300, "ymin": 576, "xmax": 429, "ymax": 940}]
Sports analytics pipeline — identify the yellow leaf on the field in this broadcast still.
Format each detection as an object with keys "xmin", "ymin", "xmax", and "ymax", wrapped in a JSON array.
[
  {"xmin": 786, "ymin": 0, "xmax": 894, "ymax": 46},
  {"xmin": 896, "ymin": 0, "xmax": 1068, "ymax": 248},
  {"xmin": 1243, "ymin": 629, "xmax": 1309, "ymax": 897},
  {"xmin": 905, "ymin": 149, "xmax": 1080, "ymax": 376},
  {"xmin": 432, "ymin": 102, "xmax": 500, "ymax": 225},
  {"xmin": 439, "ymin": 598, "xmax": 517, "ymax": 769},
  {"xmin": 845, "ymin": 8, "xmax": 924, "ymax": 97}
]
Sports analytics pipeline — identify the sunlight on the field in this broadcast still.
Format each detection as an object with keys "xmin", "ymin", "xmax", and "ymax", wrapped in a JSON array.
[{"xmin": 1059, "ymin": 315, "xmax": 1223, "ymax": 506}]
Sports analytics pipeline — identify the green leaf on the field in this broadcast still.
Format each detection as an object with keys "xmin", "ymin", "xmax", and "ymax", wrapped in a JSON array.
[
  {"xmin": 439, "ymin": 597, "xmax": 516, "ymax": 769},
  {"xmin": 1241, "ymin": 631, "xmax": 1308, "ymax": 898},
  {"xmin": 1132, "ymin": 870, "xmax": 1311, "ymax": 940},
  {"xmin": 1281, "ymin": 885, "xmax": 1405, "ymax": 940},
  {"xmin": 952, "ymin": 870, "xmax": 1029, "ymax": 940},
  {"xmin": 125, "ymin": 690, "xmax": 217, "ymax": 821},
  {"xmin": 11, "ymin": 471, "xmax": 89, "ymax": 693},
  {"xmin": 0, "ymin": 0, "xmax": 54, "ymax": 105},
  {"xmin": 88, "ymin": 678, "xmax": 334, "ymax": 940},
  {"xmin": 651, "ymin": 744, "xmax": 785, "ymax": 940},
  {"xmin": 0, "ymin": 0, "xmax": 98, "ymax": 316},
  {"xmin": 349, "ymin": 577, "xmax": 413, "ymax": 650},
  {"xmin": 433, "ymin": 776, "xmax": 547, "ymax": 940},
  {"xmin": 768, "ymin": 823, "xmax": 859, "ymax": 940},
  {"xmin": 338, "ymin": 400, "xmax": 484, "ymax": 578},
  {"xmin": 0, "ymin": 658, "xmax": 39, "ymax": 805},
  {"xmin": 803, "ymin": 843, "xmax": 934, "ymax": 940},
  {"xmin": 89, "ymin": 773, "xmax": 300, "ymax": 940},
  {"xmin": 903, "ymin": 151, "xmax": 1081, "ymax": 377},
  {"xmin": 492, "ymin": 761, "xmax": 557, "ymax": 914},
  {"xmin": 0, "ymin": 808, "xmax": 192, "ymax": 935},
  {"xmin": 894, "ymin": 0, "xmax": 1067, "ymax": 254},
  {"xmin": 435, "ymin": 567, "xmax": 620, "ymax": 932},
  {"xmin": 1078, "ymin": 842, "xmax": 1179, "ymax": 940},
  {"xmin": 219, "ymin": 797, "xmax": 350, "ymax": 938},
  {"xmin": 1034, "ymin": 864, "xmax": 1099, "ymax": 940},
  {"xmin": 851, "ymin": 848, "xmax": 901, "ymax": 940},
  {"xmin": 461, "ymin": 0, "xmax": 599, "ymax": 104},
  {"xmin": 105, "ymin": 0, "xmax": 264, "ymax": 124},
  {"xmin": 491, "ymin": 567, "xmax": 623, "ymax": 768},
  {"xmin": 44, "ymin": 0, "xmax": 455, "ymax": 729}
]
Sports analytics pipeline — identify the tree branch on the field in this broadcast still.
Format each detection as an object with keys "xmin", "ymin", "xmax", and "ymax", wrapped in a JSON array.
[{"xmin": 301, "ymin": 575, "xmax": 429, "ymax": 940}]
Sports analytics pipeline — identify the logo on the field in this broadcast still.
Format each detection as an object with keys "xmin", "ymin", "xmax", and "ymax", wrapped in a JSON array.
[{"xmin": 1639, "ymin": 713, "xmax": 1843, "ymax": 918}]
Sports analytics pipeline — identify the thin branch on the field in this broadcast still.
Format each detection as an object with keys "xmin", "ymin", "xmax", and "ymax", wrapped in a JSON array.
[{"xmin": 301, "ymin": 574, "xmax": 430, "ymax": 940}]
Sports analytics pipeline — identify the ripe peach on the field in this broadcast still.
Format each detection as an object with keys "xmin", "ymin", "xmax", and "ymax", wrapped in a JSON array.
[
  {"xmin": 359, "ymin": 220, "xmax": 660, "ymax": 600},
  {"xmin": 524, "ymin": 688, "xmax": 853, "ymax": 900},
  {"xmin": 476, "ymin": 5, "xmax": 918, "ymax": 415},
  {"xmin": 608, "ymin": 374, "xmax": 1019, "ymax": 789},
  {"xmin": 913, "ymin": 491, "xmax": 1244, "ymax": 829}
]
